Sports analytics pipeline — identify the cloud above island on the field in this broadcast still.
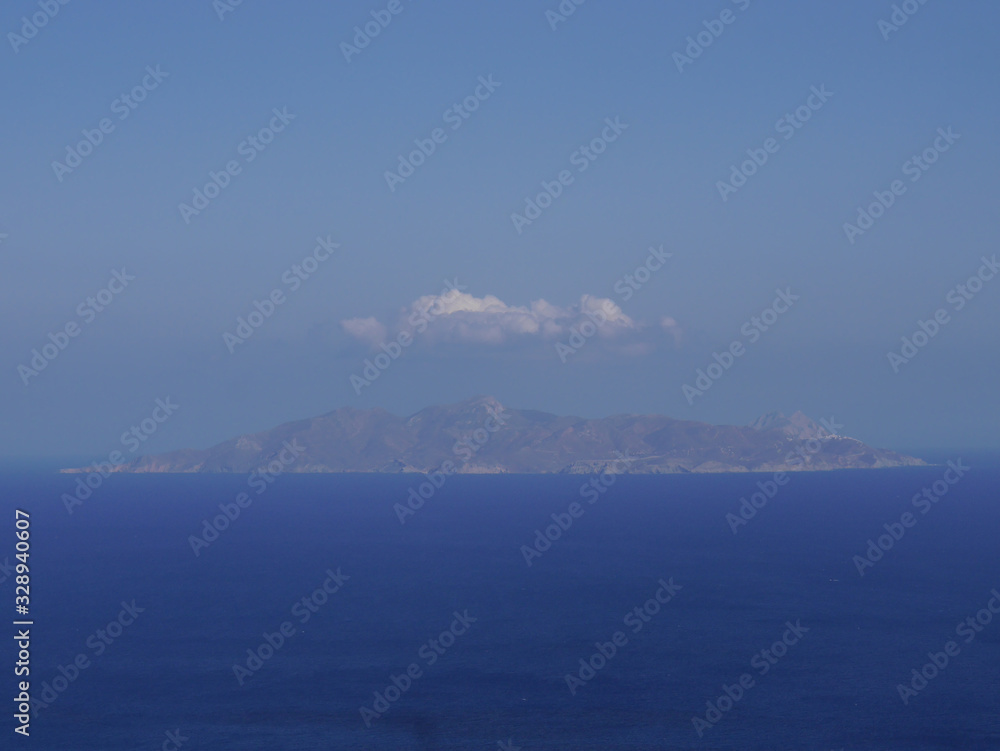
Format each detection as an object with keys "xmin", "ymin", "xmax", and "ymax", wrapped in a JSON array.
[{"xmin": 340, "ymin": 286, "xmax": 680, "ymax": 354}]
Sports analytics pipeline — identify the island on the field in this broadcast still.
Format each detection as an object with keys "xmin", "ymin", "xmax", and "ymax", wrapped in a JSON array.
[{"xmin": 63, "ymin": 396, "xmax": 926, "ymax": 475}]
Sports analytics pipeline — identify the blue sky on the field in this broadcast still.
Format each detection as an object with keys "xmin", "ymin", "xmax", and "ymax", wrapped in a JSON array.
[{"xmin": 2, "ymin": 0, "xmax": 998, "ymax": 458}]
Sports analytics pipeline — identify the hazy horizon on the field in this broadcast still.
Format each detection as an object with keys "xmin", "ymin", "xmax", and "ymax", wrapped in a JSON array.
[{"xmin": 7, "ymin": 395, "xmax": 998, "ymax": 470}]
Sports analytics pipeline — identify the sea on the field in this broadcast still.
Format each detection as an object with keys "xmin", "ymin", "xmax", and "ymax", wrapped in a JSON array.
[{"xmin": 3, "ymin": 454, "xmax": 999, "ymax": 750}]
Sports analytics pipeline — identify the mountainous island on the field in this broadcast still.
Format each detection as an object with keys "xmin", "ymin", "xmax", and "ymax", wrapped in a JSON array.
[{"xmin": 68, "ymin": 396, "xmax": 926, "ymax": 475}]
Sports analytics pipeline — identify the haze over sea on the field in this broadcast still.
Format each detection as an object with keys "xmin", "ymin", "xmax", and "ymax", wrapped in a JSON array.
[{"xmin": 6, "ymin": 456, "xmax": 999, "ymax": 749}]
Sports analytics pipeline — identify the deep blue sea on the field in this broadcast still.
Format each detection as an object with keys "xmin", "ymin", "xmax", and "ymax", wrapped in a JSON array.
[{"xmin": 3, "ymin": 458, "xmax": 999, "ymax": 750}]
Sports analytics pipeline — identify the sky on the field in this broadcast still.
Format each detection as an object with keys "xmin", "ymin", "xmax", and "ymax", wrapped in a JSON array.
[{"xmin": 1, "ymin": 0, "xmax": 998, "ymax": 459}]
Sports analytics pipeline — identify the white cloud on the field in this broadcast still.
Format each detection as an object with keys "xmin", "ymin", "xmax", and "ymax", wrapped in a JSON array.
[
  {"xmin": 341, "ymin": 289, "xmax": 677, "ymax": 351},
  {"xmin": 340, "ymin": 316, "xmax": 386, "ymax": 346},
  {"xmin": 660, "ymin": 315, "xmax": 683, "ymax": 345}
]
